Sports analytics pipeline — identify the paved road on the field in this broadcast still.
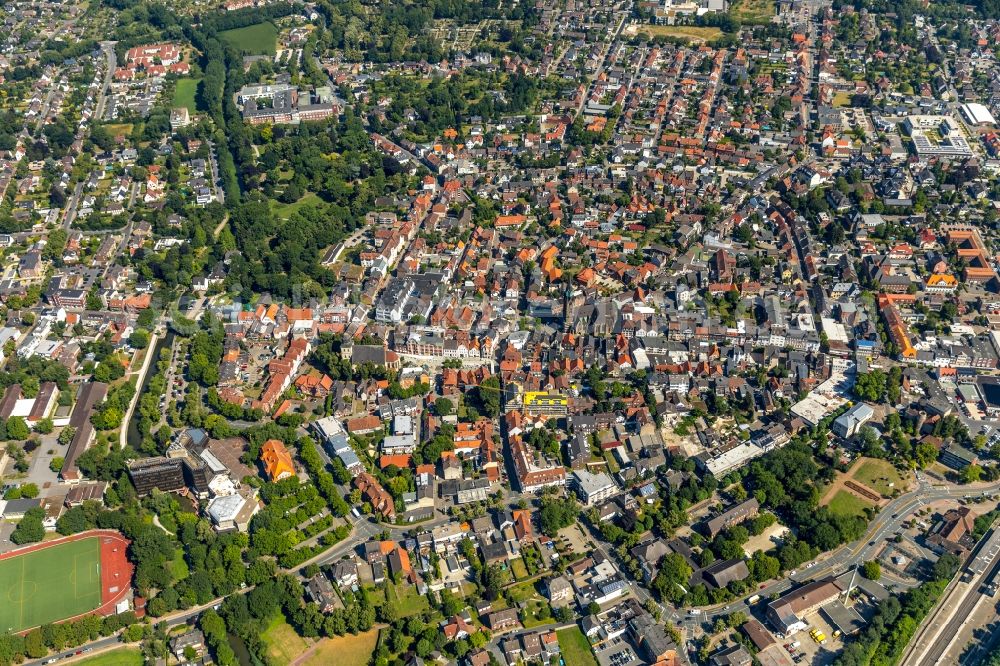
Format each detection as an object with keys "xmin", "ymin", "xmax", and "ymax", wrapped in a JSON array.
[
  {"xmin": 25, "ymin": 597, "xmax": 227, "ymax": 666},
  {"xmin": 62, "ymin": 182, "xmax": 85, "ymax": 229},
  {"xmin": 94, "ymin": 42, "xmax": 116, "ymax": 121},
  {"xmin": 575, "ymin": 12, "xmax": 628, "ymax": 117},
  {"xmin": 905, "ymin": 529, "xmax": 1000, "ymax": 666}
]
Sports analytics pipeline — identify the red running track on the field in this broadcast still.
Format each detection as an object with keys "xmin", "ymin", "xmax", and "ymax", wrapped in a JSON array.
[{"xmin": 0, "ymin": 529, "xmax": 134, "ymax": 623}]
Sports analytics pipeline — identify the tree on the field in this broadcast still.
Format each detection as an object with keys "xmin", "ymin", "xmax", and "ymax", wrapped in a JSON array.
[
  {"xmin": 853, "ymin": 370, "xmax": 886, "ymax": 402},
  {"xmin": 861, "ymin": 560, "xmax": 881, "ymax": 581},
  {"xmin": 959, "ymin": 464, "xmax": 983, "ymax": 484},
  {"xmin": 34, "ymin": 418, "xmax": 53, "ymax": 434},
  {"xmin": 59, "ymin": 426, "xmax": 76, "ymax": 446},
  {"xmin": 933, "ymin": 553, "xmax": 960, "ymax": 581},
  {"xmin": 651, "ymin": 553, "xmax": 692, "ymax": 604},
  {"xmin": 19, "ymin": 483, "xmax": 38, "ymax": 498},
  {"xmin": 481, "ymin": 564, "xmax": 507, "ymax": 601},
  {"xmin": 11, "ymin": 507, "xmax": 45, "ymax": 544},
  {"xmin": 6, "ymin": 416, "xmax": 29, "ymax": 441},
  {"xmin": 56, "ymin": 505, "xmax": 89, "ymax": 535},
  {"xmin": 749, "ymin": 550, "xmax": 780, "ymax": 583},
  {"xmin": 726, "ymin": 611, "xmax": 748, "ymax": 628},
  {"xmin": 49, "ymin": 456, "xmax": 64, "ymax": 473},
  {"xmin": 129, "ymin": 328, "xmax": 151, "ymax": 349},
  {"xmin": 433, "ymin": 398, "xmax": 454, "ymax": 417},
  {"xmin": 23, "ymin": 629, "xmax": 46, "ymax": 659},
  {"xmin": 587, "ymin": 602, "xmax": 601, "ymax": 615},
  {"xmin": 538, "ymin": 496, "xmax": 579, "ymax": 536},
  {"xmin": 473, "ymin": 377, "xmax": 501, "ymax": 418}
]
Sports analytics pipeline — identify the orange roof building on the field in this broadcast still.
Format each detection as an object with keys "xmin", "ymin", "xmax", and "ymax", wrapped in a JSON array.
[{"xmin": 261, "ymin": 439, "xmax": 296, "ymax": 482}]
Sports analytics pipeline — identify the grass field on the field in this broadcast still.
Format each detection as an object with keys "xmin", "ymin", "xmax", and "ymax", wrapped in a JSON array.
[
  {"xmin": 74, "ymin": 649, "xmax": 144, "ymax": 666},
  {"xmin": 220, "ymin": 22, "xmax": 278, "ymax": 55},
  {"xmin": 557, "ymin": 627, "xmax": 598, "ymax": 666},
  {"xmin": 507, "ymin": 580, "xmax": 538, "ymax": 604},
  {"xmin": 832, "ymin": 92, "xmax": 853, "ymax": 107},
  {"xmin": 521, "ymin": 598, "xmax": 554, "ymax": 628},
  {"xmin": 172, "ymin": 78, "xmax": 201, "ymax": 113},
  {"xmin": 510, "ymin": 558, "xmax": 529, "ymax": 580},
  {"xmin": 826, "ymin": 489, "xmax": 874, "ymax": 519},
  {"xmin": 852, "ymin": 458, "xmax": 907, "ymax": 497},
  {"xmin": 0, "ymin": 537, "xmax": 102, "ymax": 632},
  {"xmin": 104, "ymin": 123, "xmax": 133, "ymax": 138},
  {"xmin": 270, "ymin": 192, "xmax": 323, "ymax": 219},
  {"xmin": 627, "ymin": 24, "xmax": 723, "ymax": 43},
  {"xmin": 261, "ymin": 615, "xmax": 310, "ymax": 666},
  {"xmin": 386, "ymin": 582, "xmax": 429, "ymax": 617},
  {"xmin": 730, "ymin": 0, "xmax": 775, "ymax": 23},
  {"xmin": 169, "ymin": 556, "xmax": 189, "ymax": 582},
  {"xmin": 303, "ymin": 629, "xmax": 379, "ymax": 666}
]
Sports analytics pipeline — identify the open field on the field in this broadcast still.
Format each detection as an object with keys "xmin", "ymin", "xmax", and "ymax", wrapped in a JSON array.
[
  {"xmin": 302, "ymin": 629, "xmax": 379, "ymax": 666},
  {"xmin": 825, "ymin": 489, "xmax": 874, "ymax": 519},
  {"xmin": 557, "ymin": 627, "xmax": 599, "ymax": 666},
  {"xmin": 730, "ymin": 0, "xmax": 775, "ymax": 23},
  {"xmin": 522, "ymin": 598, "xmax": 554, "ymax": 628},
  {"xmin": 74, "ymin": 649, "xmax": 144, "ymax": 666},
  {"xmin": 220, "ymin": 22, "xmax": 278, "ymax": 55},
  {"xmin": 172, "ymin": 78, "xmax": 201, "ymax": 113},
  {"xmin": 852, "ymin": 457, "xmax": 907, "ymax": 497},
  {"xmin": 832, "ymin": 92, "xmax": 853, "ymax": 107},
  {"xmin": 271, "ymin": 192, "xmax": 323, "ymax": 219},
  {"xmin": 261, "ymin": 615, "xmax": 310, "ymax": 666},
  {"xmin": 510, "ymin": 558, "xmax": 529, "ymax": 580},
  {"xmin": 625, "ymin": 24, "xmax": 723, "ymax": 43},
  {"xmin": 0, "ymin": 537, "xmax": 102, "ymax": 632},
  {"xmin": 104, "ymin": 123, "xmax": 134, "ymax": 137},
  {"xmin": 386, "ymin": 582, "xmax": 429, "ymax": 617}
]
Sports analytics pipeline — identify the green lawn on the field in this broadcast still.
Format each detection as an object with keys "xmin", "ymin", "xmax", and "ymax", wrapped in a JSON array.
[
  {"xmin": 74, "ymin": 649, "xmax": 144, "ymax": 666},
  {"xmin": 270, "ymin": 192, "xmax": 323, "ymax": 219},
  {"xmin": 507, "ymin": 580, "xmax": 537, "ymax": 604},
  {"xmin": 521, "ymin": 598, "xmax": 554, "ymax": 628},
  {"xmin": 826, "ymin": 490, "xmax": 874, "ymax": 519},
  {"xmin": 386, "ymin": 582, "xmax": 429, "ymax": 617},
  {"xmin": 220, "ymin": 22, "xmax": 278, "ymax": 55},
  {"xmin": 510, "ymin": 558, "xmax": 529, "ymax": 580},
  {"xmin": 852, "ymin": 458, "xmax": 907, "ymax": 497},
  {"xmin": 730, "ymin": 0, "xmax": 775, "ymax": 23},
  {"xmin": 832, "ymin": 92, "xmax": 853, "ymax": 108},
  {"xmin": 630, "ymin": 24, "xmax": 723, "ymax": 43},
  {"xmin": 303, "ymin": 630, "xmax": 379, "ymax": 666},
  {"xmin": 0, "ymin": 537, "xmax": 102, "ymax": 632},
  {"xmin": 172, "ymin": 78, "xmax": 201, "ymax": 113},
  {"xmin": 261, "ymin": 615, "xmax": 310, "ymax": 666},
  {"xmin": 557, "ymin": 627, "xmax": 598, "ymax": 666},
  {"xmin": 169, "ymin": 556, "xmax": 189, "ymax": 582}
]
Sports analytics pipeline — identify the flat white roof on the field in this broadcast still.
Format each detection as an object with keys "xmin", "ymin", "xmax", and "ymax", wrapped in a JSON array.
[
  {"xmin": 821, "ymin": 317, "xmax": 849, "ymax": 344},
  {"xmin": 962, "ymin": 102, "xmax": 997, "ymax": 126}
]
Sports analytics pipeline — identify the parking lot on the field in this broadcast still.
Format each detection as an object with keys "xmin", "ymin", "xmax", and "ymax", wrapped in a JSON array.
[
  {"xmin": 784, "ymin": 613, "xmax": 841, "ymax": 665},
  {"xmin": 557, "ymin": 523, "xmax": 592, "ymax": 556},
  {"xmin": 593, "ymin": 635, "xmax": 639, "ymax": 666}
]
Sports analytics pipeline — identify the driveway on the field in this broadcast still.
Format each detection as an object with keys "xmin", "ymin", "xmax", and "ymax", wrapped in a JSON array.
[{"xmin": 25, "ymin": 432, "xmax": 63, "ymax": 496}]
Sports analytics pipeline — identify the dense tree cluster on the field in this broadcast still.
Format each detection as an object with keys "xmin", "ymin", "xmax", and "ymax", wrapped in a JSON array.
[
  {"xmin": 0, "ymin": 611, "xmax": 141, "ymax": 665},
  {"xmin": 249, "ymin": 475, "xmax": 349, "ymax": 568},
  {"xmin": 740, "ymin": 443, "xmax": 869, "ymax": 567},
  {"xmin": 539, "ymin": 495, "xmax": 579, "ymax": 536}
]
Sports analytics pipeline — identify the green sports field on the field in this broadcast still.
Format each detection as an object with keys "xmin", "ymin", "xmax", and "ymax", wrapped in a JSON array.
[
  {"xmin": 220, "ymin": 22, "xmax": 278, "ymax": 55},
  {"xmin": 0, "ymin": 537, "xmax": 102, "ymax": 632}
]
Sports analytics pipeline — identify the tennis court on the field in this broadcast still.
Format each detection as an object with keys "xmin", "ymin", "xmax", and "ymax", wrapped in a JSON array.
[{"xmin": 0, "ymin": 536, "xmax": 102, "ymax": 632}]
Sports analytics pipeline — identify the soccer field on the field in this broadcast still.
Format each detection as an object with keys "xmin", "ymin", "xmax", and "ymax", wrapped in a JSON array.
[{"xmin": 0, "ymin": 537, "xmax": 102, "ymax": 632}]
